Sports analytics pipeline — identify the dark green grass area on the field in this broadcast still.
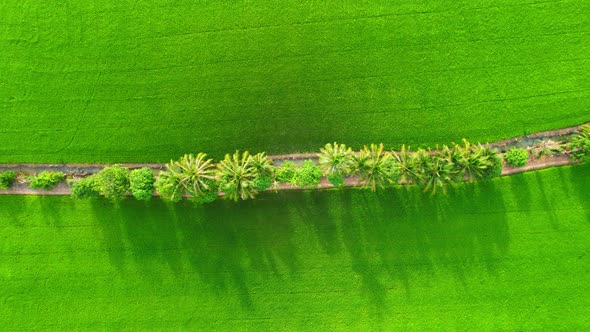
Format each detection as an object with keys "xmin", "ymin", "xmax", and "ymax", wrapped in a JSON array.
[
  {"xmin": 1, "ymin": 0, "xmax": 589, "ymax": 162},
  {"xmin": 1, "ymin": 165, "xmax": 589, "ymax": 330}
]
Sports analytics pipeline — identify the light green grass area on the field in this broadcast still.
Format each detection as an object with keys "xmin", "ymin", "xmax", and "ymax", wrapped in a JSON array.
[
  {"xmin": 1, "ymin": 0, "xmax": 589, "ymax": 162},
  {"xmin": 1, "ymin": 165, "xmax": 589, "ymax": 330}
]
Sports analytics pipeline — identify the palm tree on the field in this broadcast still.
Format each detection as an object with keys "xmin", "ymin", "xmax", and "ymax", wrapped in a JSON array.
[
  {"xmin": 352, "ymin": 143, "xmax": 393, "ymax": 191},
  {"xmin": 217, "ymin": 150, "xmax": 258, "ymax": 201},
  {"xmin": 247, "ymin": 152, "xmax": 275, "ymax": 178},
  {"xmin": 319, "ymin": 142, "xmax": 354, "ymax": 176},
  {"xmin": 421, "ymin": 150, "xmax": 455, "ymax": 195},
  {"xmin": 441, "ymin": 143, "xmax": 464, "ymax": 180},
  {"xmin": 247, "ymin": 152, "xmax": 275, "ymax": 191},
  {"xmin": 158, "ymin": 153, "xmax": 217, "ymax": 201},
  {"xmin": 450, "ymin": 140, "xmax": 491, "ymax": 181},
  {"xmin": 568, "ymin": 125, "xmax": 590, "ymax": 162},
  {"xmin": 477, "ymin": 145, "xmax": 503, "ymax": 179},
  {"xmin": 411, "ymin": 148, "xmax": 431, "ymax": 184},
  {"xmin": 391, "ymin": 145, "xmax": 420, "ymax": 185}
]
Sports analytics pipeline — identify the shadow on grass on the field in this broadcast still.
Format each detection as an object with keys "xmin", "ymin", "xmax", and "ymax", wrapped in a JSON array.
[
  {"xmin": 0, "ymin": 195, "xmax": 29, "ymax": 227},
  {"xmin": 328, "ymin": 180, "xmax": 510, "ymax": 313},
  {"xmin": 90, "ymin": 199, "xmax": 127, "ymax": 273},
  {"xmin": 560, "ymin": 164, "xmax": 590, "ymax": 224},
  {"xmin": 85, "ymin": 177, "xmax": 513, "ymax": 315},
  {"xmin": 173, "ymin": 195, "xmax": 300, "ymax": 311}
]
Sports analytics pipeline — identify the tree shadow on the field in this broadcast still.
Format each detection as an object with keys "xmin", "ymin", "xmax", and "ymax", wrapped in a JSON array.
[
  {"xmin": 117, "ymin": 199, "xmax": 184, "ymax": 282},
  {"xmin": 239, "ymin": 194, "xmax": 300, "ymax": 279},
  {"xmin": 297, "ymin": 190, "xmax": 343, "ymax": 256},
  {"xmin": 531, "ymin": 172, "xmax": 560, "ymax": 230},
  {"xmin": 0, "ymin": 195, "xmax": 29, "ymax": 227},
  {"xmin": 328, "ymin": 181, "xmax": 510, "ymax": 312},
  {"xmin": 334, "ymin": 189, "xmax": 388, "ymax": 320},
  {"xmin": 559, "ymin": 164, "xmax": 590, "ymax": 224},
  {"xmin": 89, "ymin": 199, "xmax": 127, "ymax": 273},
  {"xmin": 508, "ymin": 172, "xmax": 533, "ymax": 212},
  {"xmin": 449, "ymin": 181, "xmax": 510, "ymax": 274},
  {"xmin": 173, "ymin": 195, "xmax": 301, "ymax": 311},
  {"xmin": 36, "ymin": 195, "xmax": 68, "ymax": 228}
]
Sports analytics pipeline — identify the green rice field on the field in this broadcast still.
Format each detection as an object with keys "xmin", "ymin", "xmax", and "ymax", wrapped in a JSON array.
[
  {"xmin": 1, "ymin": 164, "xmax": 589, "ymax": 330},
  {"xmin": 1, "ymin": 0, "xmax": 590, "ymax": 162}
]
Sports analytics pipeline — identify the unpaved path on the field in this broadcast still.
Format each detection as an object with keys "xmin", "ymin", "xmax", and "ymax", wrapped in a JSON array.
[
  {"xmin": 0, "ymin": 123, "xmax": 585, "ymax": 196},
  {"xmin": 0, "ymin": 154, "xmax": 578, "ymax": 197}
]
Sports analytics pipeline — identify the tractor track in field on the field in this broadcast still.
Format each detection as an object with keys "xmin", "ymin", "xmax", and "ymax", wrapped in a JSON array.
[{"xmin": 0, "ymin": 123, "xmax": 586, "ymax": 196}]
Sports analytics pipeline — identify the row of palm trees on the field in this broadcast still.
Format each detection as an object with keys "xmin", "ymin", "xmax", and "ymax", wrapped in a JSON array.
[
  {"xmin": 155, "ymin": 151, "xmax": 276, "ymax": 202},
  {"xmin": 320, "ymin": 140, "xmax": 502, "ymax": 195},
  {"xmin": 155, "ymin": 139, "xmax": 503, "ymax": 203}
]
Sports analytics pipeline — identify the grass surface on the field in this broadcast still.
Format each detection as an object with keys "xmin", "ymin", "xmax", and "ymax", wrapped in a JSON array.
[
  {"xmin": 1, "ymin": 0, "xmax": 590, "ymax": 162},
  {"xmin": 1, "ymin": 164, "xmax": 589, "ymax": 330}
]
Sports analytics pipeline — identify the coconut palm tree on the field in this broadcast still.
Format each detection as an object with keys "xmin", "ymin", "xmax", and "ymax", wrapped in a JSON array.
[
  {"xmin": 247, "ymin": 152, "xmax": 275, "ymax": 178},
  {"xmin": 217, "ymin": 150, "xmax": 258, "ymax": 201},
  {"xmin": 411, "ymin": 148, "xmax": 432, "ymax": 184},
  {"xmin": 421, "ymin": 150, "xmax": 456, "ymax": 195},
  {"xmin": 319, "ymin": 142, "xmax": 354, "ymax": 176},
  {"xmin": 391, "ymin": 145, "xmax": 420, "ymax": 185},
  {"xmin": 352, "ymin": 143, "xmax": 393, "ymax": 191},
  {"xmin": 247, "ymin": 152, "xmax": 276, "ymax": 191},
  {"xmin": 449, "ymin": 140, "xmax": 492, "ymax": 181},
  {"xmin": 477, "ymin": 145, "xmax": 503, "ymax": 179},
  {"xmin": 568, "ymin": 125, "xmax": 590, "ymax": 162},
  {"xmin": 158, "ymin": 153, "xmax": 217, "ymax": 202},
  {"xmin": 441, "ymin": 143, "xmax": 464, "ymax": 180}
]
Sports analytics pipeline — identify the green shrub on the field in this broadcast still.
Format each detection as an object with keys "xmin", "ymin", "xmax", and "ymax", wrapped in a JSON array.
[
  {"xmin": 254, "ymin": 175, "xmax": 273, "ymax": 191},
  {"xmin": 94, "ymin": 165, "xmax": 130, "ymax": 203},
  {"xmin": 0, "ymin": 171, "xmax": 17, "ymax": 190},
  {"xmin": 292, "ymin": 160, "xmax": 322, "ymax": 189},
  {"xmin": 191, "ymin": 180, "xmax": 219, "ymax": 204},
  {"xmin": 482, "ymin": 154, "xmax": 503, "ymax": 179},
  {"xmin": 155, "ymin": 174, "xmax": 183, "ymax": 203},
  {"xmin": 29, "ymin": 171, "xmax": 65, "ymax": 190},
  {"xmin": 569, "ymin": 125, "xmax": 590, "ymax": 163},
  {"xmin": 129, "ymin": 167, "xmax": 155, "ymax": 201},
  {"xmin": 275, "ymin": 161, "xmax": 297, "ymax": 183},
  {"xmin": 504, "ymin": 148, "xmax": 529, "ymax": 167},
  {"xmin": 326, "ymin": 173, "xmax": 346, "ymax": 187},
  {"xmin": 70, "ymin": 176, "xmax": 99, "ymax": 199}
]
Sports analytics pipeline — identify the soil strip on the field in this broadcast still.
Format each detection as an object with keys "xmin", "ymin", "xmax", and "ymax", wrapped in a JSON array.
[{"xmin": 0, "ymin": 123, "xmax": 585, "ymax": 196}]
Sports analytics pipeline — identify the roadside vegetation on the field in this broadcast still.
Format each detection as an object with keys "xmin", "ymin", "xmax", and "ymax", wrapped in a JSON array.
[
  {"xmin": 67, "ymin": 138, "xmax": 505, "ymax": 203},
  {"xmin": 2, "ymin": 124, "xmax": 587, "ymax": 204},
  {"xmin": 28, "ymin": 171, "xmax": 65, "ymax": 190},
  {"xmin": 0, "ymin": 171, "xmax": 17, "ymax": 190}
]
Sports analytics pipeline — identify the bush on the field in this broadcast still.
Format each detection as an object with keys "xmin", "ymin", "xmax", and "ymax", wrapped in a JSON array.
[
  {"xmin": 94, "ymin": 165, "xmax": 130, "ymax": 203},
  {"xmin": 569, "ymin": 125, "xmax": 590, "ymax": 163},
  {"xmin": 191, "ymin": 180, "xmax": 219, "ymax": 204},
  {"xmin": 0, "ymin": 171, "xmax": 17, "ymax": 190},
  {"xmin": 29, "ymin": 171, "xmax": 65, "ymax": 190},
  {"xmin": 482, "ymin": 155, "xmax": 503, "ymax": 179},
  {"xmin": 292, "ymin": 160, "xmax": 322, "ymax": 189},
  {"xmin": 326, "ymin": 173, "xmax": 346, "ymax": 187},
  {"xmin": 129, "ymin": 167, "xmax": 155, "ymax": 201},
  {"xmin": 155, "ymin": 174, "xmax": 183, "ymax": 203},
  {"xmin": 504, "ymin": 148, "xmax": 529, "ymax": 167},
  {"xmin": 254, "ymin": 175, "xmax": 273, "ymax": 191},
  {"xmin": 275, "ymin": 161, "xmax": 297, "ymax": 183},
  {"xmin": 70, "ymin": 176, "xmax": 99, "ymax": 199}
]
